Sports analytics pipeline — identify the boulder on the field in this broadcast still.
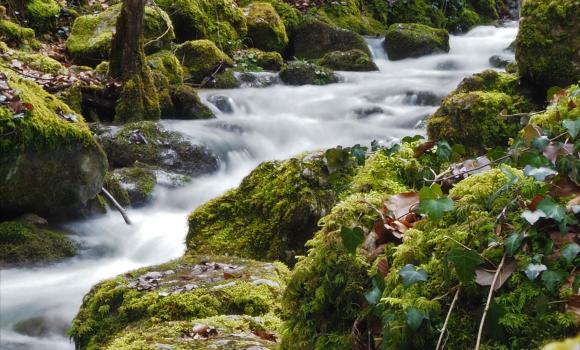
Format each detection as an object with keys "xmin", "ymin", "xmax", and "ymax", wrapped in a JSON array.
[
  {"xmin": 293, "ymin": 20, "xmax": 371, "ymax": 60},
  {"xmin": 515, "ymin": 0, "xmax": 580, "ymax": 89},
  {"xmin": 155, "ymin": 0, "xmax": 247, "ymax": 53},
  {"xmin": 167, "ymin": 84, "xmax": 215, "ymax": 120},
  {"xmin": 66, "ymin": 4, "xmax": 175, "ymax": 65},
  {"xmin": 279, "ymin": 61, "xmax": 339, "ymax": 86},
  {"xmin": 235, "ymin": 48, "xmax": 284, "ymax": 71},
  {"xmin": 23, "ymin": 0, "xmax": 61, "ymax": 32},
  {"xmin": 175, "ymin": 40, "xmax": 234, "ymax": 84},
  {"xmin": 70, "ymin": 255, "xmax": 289, "ymax": 349},
  {"xmin": 186, "ymin": 150, "xmax": 357, "ymax": 263},
  {"xmin": 95, "ymin": 121, "xmax": 219, "ymax": 177},
  {"xmin": 0, "ymin": 69, "xmax": 107, "ymax": 218},
  {"xmin": 108, "ymin": 166, "xmax": 157, "ymax": 207},
  {"xmin": 319, "ymin": 49, "xmax": 378, "ymax": 72},
  {"xmin": 146, "ymin": 51, "xmax": 184, "ymax": 85},
  {"xmin": 244, "ymin": 2, "xmax": 288, "ymax": 53},
  {"xmin": 384, "ymin": 23, "xmax": 449, "ymax": 60}
]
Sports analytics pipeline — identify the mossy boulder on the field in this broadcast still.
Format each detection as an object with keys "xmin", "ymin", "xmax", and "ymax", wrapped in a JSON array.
[
  {"xmin": 244, "ymin": 2, "xmax": 288, "ymax": 53},
  {"xmin": 23, "ymin": 0, "xmax": 61, "ymax": 33},
  {"xmin": 175, "ymin": 39, "xmax": 234, "ymax": 84},
  {"xmin": 0, "ymin": 20, "xmax": 38, "ymax": 48},
  {"xmin": 108, "ymin": 166, "xmax": 157, "ymax": 207},
  {"xmin": 279, "ymin": 61, "xmax": 339, "ymax": 86},
  {"xmin": 70, "ymin": 255, "xmax": 289, "ymax": 349},
  {"xmin": 515, "ymin": 0, "xmax": 580, "ymax": 90},
  {"xmin": 155, "ymin": 0, "xmax": 246, "ymax": 53},
  {"xmin": 95, "ymin": 121, "xmax": 218, "ymax": 177},
  {"xmin": 308, "ymin": 0, "xmax": 387, "ymax": 35},
  {"xmin": 319, "ymin": 49, "xmax": 378, "ymax": 72},
  {"xmin": 166, "ymin": 84, "xmax": 215, "ymax": 120},
  {"xmin": 0, "ymin": 219, "xmax": 76, "ymax": 266},
  {"xmin": 186, "ymin": 150, "xmax": 357, "ymax": 263},
  {"xmin": 146, "ymin": 51, "xmax": 184, "ymax": 85},
  {"xmin": 0, "ymin": 42, "xmax": 66, "ymax": 74},
  {"xmin": 66, "ymin": 3, "xmax": 175, "ymax": 65},
  {"xmin": 0, "ymin": 68, "xmax": 107, "ymax": 218},
  {"xmin": 293, "ymin": 20, "xmax": 371, "ymax": 60},
  {"xmin": 239, "ymin": 0, "xmax": 301, "ymax": 34},
  {"xmin": 212, "ymin": 68, "xmax": 241, "ymax": 89},
  {"xmin": 384, "ymin": 23, "xmax": 450, "ymax": 61},
  {"xmin": 234, "ymin": 49, "xmax": 284, "ymax": 71},
  {"xmin": 528, "ymin": 84, "xmax": 580, "ymax": 136}
]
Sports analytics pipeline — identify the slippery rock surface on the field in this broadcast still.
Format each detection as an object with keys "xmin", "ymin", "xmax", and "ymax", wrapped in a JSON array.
[{"xmin": 383, "ymin": 23, "xmax": 449, "ymax": 60}]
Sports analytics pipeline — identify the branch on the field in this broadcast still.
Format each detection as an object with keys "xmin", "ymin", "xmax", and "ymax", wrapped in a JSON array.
[
  {"xmin": 101, "ymin": 187, "xmax": 132, "ymax": 225},
  {"xmin": 436, "ymin": 287, "xmax": 460, "ymax": 350},
  {"xmin": 475, "ymin": 254, "xmax": 506, "ymax": 350},
  {"xmin": 144, "ymin": 0, "xmax": 174, "ymax": 48}
]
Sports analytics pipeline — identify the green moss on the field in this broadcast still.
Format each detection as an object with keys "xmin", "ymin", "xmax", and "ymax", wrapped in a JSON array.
[
  {"xmin": 234, "ymin": 49, "xmax": 284, "ymax": 71},
  {"xmin": 212, "ymin": 68, "xmax": 241, "ymax": 88},
  {"xmin": 529, "ymin": 84, "xmax": 580, "ymax": 136},
  {"xmin": 167, "ymin": 84, "xmax": 215, "ymax": 119},
  {"xmin": 384, "ymin": 23, "xmax": 449, "ymax": 61},
  {"xmin": 70, "ymin": 255, "xmax": 289, "ymax": 349},
  {"xmin": 244, "ymin": 2, "xmax": 288, "ymax": 53},
  {"xmin": 0, "ymin": 44, "xmax": 66, "ymax": 74},
  {"xmin": 146, "ymin": 51, "xmax": 184, "ymax": 85},
  {"xmin": 103, "ymin": 172, "xmax": 131, "ymax": 208},
  {"xmin": 0, "ymin": 20, "xmax": 38, "ymax": 48},
  {"xmin": 239, "ymin": 0, "xmax": 301, "ymax": 34},
  {"xmin": 94, "ymin": 61, "xmax": 109, "ymax": 76},
  {"xmin": 66, "ymin": 4, "xmax": 174, "ymax": 65},
  {"xmin": 187, "ymin": 151, "xmax": 357, "ymax": 263},
  {"xmin": 25, "ymin": 0, "xmax": 61, "ymax": 33},
  {"xmin": 279, "ymin": 61, "xmax": 338, "ymax": 86},
  {"xmin": 111, "ymin": 166, "xmax": 157, "ymax": 206},
  {"xmin": 155, "ymin": 0, "xmax": 246, "ymax": 54},
  {"xmin": 0, "ymin": 220, "xmax": 76, "ymax": 265},
  {"xmin": 115, "ymin": 70, "xmax": 161, "ymax": 123},
  {"xmin": 309, "ymin": 0, "xmax": 386, "ymax": 36},
  {"xmin": 319, "ymin": 49, "xmax": 378, "ymax": 72},
  {"xmin": 515, "ymin": 0, "xmax": 580, "ymax": 89},
  {"xmin": 175, "ymin": 39, "xmax": 234, "ymax": 84},
  {"xmin": 293, "ymin": 19, "xmax": 371, "ymax": 60}
]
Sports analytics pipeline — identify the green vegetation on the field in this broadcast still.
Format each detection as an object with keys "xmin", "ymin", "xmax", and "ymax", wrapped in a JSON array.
[
  {"xmin": 384, "ymin": 23, "xmax": 449, "ymax": 60},
  {"xmin": 175, "ymin": 39, "xmax": 234, "ymax": 84},
  {"xmin": 319, "ymin": 49, "xmax": 378, "ymax": 72},
  {"xmin": 244, "ymin": 2, "xmax": 288, "ymax": 53},
  {"xmin": 279, "ymin": 61, "xmax": 338, "ymax": 86}
]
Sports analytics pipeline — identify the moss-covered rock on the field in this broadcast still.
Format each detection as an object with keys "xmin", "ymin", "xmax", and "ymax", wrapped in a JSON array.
[
  {"xmin": 109, "ymin": 166, "xmax": 157, "ymax": 207},
  {"xmin": 0, "ymin": 20, "xmax": 38, "ymax": 48},
  {"xmin": 212, "ymin": 68, "xmax": 242, "ymax": 89},
  {"xmin": 308, "ymin": 0, "xmax": 387, "ymax": 36},
  {"xmin": 384, "ymin": 23, "xmax": 449, "ymax": 61},
  {"xmin": 66, "ymin": 4, "xmax": 175, "ymax": 65},
  {"xmin": 155, "ymin": 0, "xmax": 246, "ymax": 54},
  {"xmin": 175, "ymin": 39, "xmax": 234, "ymax": 84},
  {"xmin": 319, "ymin": 49, "xmax": 378, "ymax": 72},
  {"xmin": 23, "ymin": 0, "xmax": 61, "ymax": 33},
  {"xmin": 293, "ymin": 19, "xmax": 371, "ymax": 60},
  {"xmin": 279, "ymin": 61, "xmax": 339, "ymax": 86},
  {"xmin": 186, "ymin": 150, "xmax": 357, "ymax": 263},
  {"xmin": 239, "ymin": 0, "xmax": 301, "ymax": 34},
  {"xmin": 166, "ymin": 84, "xmax": 215, "ymax": 120},
  {"xmin": 114, "ymin": 71, "xmax": 161, "ymax": 124},
  {"xmin": 96, "ymin": 121, "xmax": 218, "ymax": 177},
  {"xmin": 234, "ymin": 49, "xmax": 284, "ymax": 71},
  {"xmin": 146, "ymin": 51, "xmax": 184, "ymax": 85},
  {"xmin": 0, "ymin": 68, "xmax": 107, "ymax": 218},
  {"xmin": 0, "ymin": 219, "xmax": 76, "ymax": 266},
  {"xmin": 244, "ymin": 2, "xmax": 288, "ymax": 53},
  {"xmin": 515, "ymin": 0, "xmax": 580, "ymax": 90},
  {"xmin": 528, "ymin": 84, "xmax": 580, "ymax": 136},
  {"xmin": 0, "ymin": 42, "xmax": 66, "ymax": 74},
  {"xmin": 70, "ymin": 255, "xmax": 289, "ymax": 349}
]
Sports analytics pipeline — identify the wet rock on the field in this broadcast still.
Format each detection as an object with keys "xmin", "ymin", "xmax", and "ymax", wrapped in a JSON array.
[
  {"xmin": 489, "ymin": 55, "xmax": 512, "ymax": 68},
  {"xmin": 175, "ymin": 40, "xmax": 234, "ymax": 85},
  {"xmin": 238, "ymin": 72, "xmax": 278, "ymax": 88},
  {"xmin": 167, "ymin": 85, "xmax": 215, "ymax": 120},
  {"xmin": 436, "ymin": 60, "xmax": 460, "ymax": 71},
  {"xmin": 319, "ymin": 49, "xmax": 378, "ymax": 72},
  {"xmin": 110, "ymin": 166, "xmax": 157, "ymax": 207},
  {"xmin": 384, "ymin": 23, "xmax": 450, "ymax": 60},
  {"xmin": 207, "ymin": 95, "xmax": 235, "ymax": 114},
  {"xmin": 279, "ymin": 61, "xmax": 339, "ymax": 86},
  {"xmin": 352, "ymin": 106, "xmax": 385, "ymax": 119},
  {"xmin": 403, "ymin": 91, "xmax": 442, "ymax": 106},
  {"xmin": 243, "ymin": 2, "xmax": 288, "ymax": 53},
  {"xmin": 13, "ymin": 316, "xmax": 69, "ymax": 338}
]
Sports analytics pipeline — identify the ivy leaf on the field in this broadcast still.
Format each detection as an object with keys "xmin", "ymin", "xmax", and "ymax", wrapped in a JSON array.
[
  {"xmin": 365, "ymin": 285, "xmax": 382, "ymax": 306},
  {"xmin": 419, "ymin": 184, "xmax": 454, "ymax": 220},
  {"xmin": 340, "ymin": 227, "xmax": 364, "ymax": 255},
  {"xmin": 406, "ymin": 307, "xmax": 428, "ymax": 331},
  {"xmin": 541, "ymin": 270, "xmax": 565, "ymax": 294},
  {"xmin": 536, "ymin": 198, "xmax": 566, "ymax": 223},
  {"xmin": 504, "ymin": 233, "xmax": 523, "ymax": 257},
  {"xmin": 563, "ymin": 119, "xmax": 580, "ymax": 139},
  {"xmin": 399, "ymin": 264, "xmax": 428, "ymax": 287},
  {"xmin": 521, "ymin": 209, "xmax": 546, "ymax": 225},
  {"xmin": 524, "ymin": 263, "xmax": 547, "ymax": 281},
  {"xmin": 522, "ymin": 124, "xmax": 542, "ymax": 146},
  {"xmin": 351, "ymin": 144, "xmax": 366, "ymax": 166},
  {"xmin": 436, "ymin": 140, "xmax": 452, "ymax": 161},
  {"xmin": 448, "ymin": 248, "xmax": 484, "ymax": 284},
  {"xmin": 562, "ymin": 243, "xmax": 580, "ymax": 263},
  {"xmin": 402, "ymin": 135, "xmax": 424, "ymax": 143},
  {"xmin": 532, "ymin": 136, "xmax": 549, "ymax": 152},
  {"xmin": 523, "ymin": 165, "xmax": 558, "ymax": 181}
]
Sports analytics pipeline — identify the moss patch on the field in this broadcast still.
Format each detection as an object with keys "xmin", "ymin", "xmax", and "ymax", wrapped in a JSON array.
[
  {"xmin": 319, "ymin": 49, "xmax": 378, "ymax": 72},
  {"xmin": 384, "ymin": 23, "xmax": 449, "ymax": 61},
  {"xmin": 279, "ymin": 61, "xmax": 338, "ymax": 86},
  {"xmin": 146, "ymin": 51, "xmax": 184, "ymax": 85},
  {"xmin": 244, "ymin": 2, "xmax": 288, "ymax": 53},
  {"xmin": 175, "ymin": 39, "xmax": 234, "ymax": 84}
]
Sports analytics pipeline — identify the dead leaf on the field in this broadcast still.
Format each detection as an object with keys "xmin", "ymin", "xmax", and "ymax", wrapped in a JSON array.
[
  {"xmin": 377, "ymin": 257, "xmax": 389, "ymax": 277},
  {"xmin": 567, "ymin": 196, "xmax": 580, "ymax": 213},
  {"xmin": 528, "ymin": 195, "xmax": 545, "ymax": 211},
  {"xmin": 384, "ymin": 192, "xmax": 419, "ymax": 219},
  {"xmin": 550, "ymin": 176, "xmax": 580, "ymax": 198},
  {"xmin": 413, "ymin": 141, "xmax": 436, "ymax": 158},
  {"xmin": 187, "ymin": 323, "xmax": 218, "ymax": 339},
  {"xmin": 522, "ymin": 124, "xmax": 542, "ymax": 146},
  {"xmin": 475, "ymin": 259, "xmax": 517, "ymax": 291},
  {"xmin": 253, "ymin": 330, "xmax": 277, "ymax": 342}
]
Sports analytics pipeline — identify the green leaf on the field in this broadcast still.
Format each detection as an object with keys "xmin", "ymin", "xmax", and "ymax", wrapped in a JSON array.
[
  {"xmin": 406, "ymin": 307, "xmax": 428, "ymax": 331},
  {"xmin": 562, "ymin": 243, "xmax": 580, "ymax": 263},
  {"xmin": 532, "ymin": 136, "xmax": 549, "ymax": 152},
  {"xmin": 524, "ymin": 263, "xmax": 547, "ymax": 281},
  {"xmin": 419, "ymin": 184, "xmax": 443, "ymax": 200},
  {"xmin": 436, "ymin": 140, "xmax": 452, "ymax": 161},
  {"xmin": 419, "ymin": 184, "xmax": 453, "ymax": 220},
  {"xmin": 452, "ymin": 144, "xmax": 466, "ymax": 156},
  {"xmin": 521, "ymin": 210, "xmax": 546, "ymax": 225},
  {"xmin": 563, "ymin": 119, "xmax": 580, "ymax": 139},
  {"xmin": 340, "ymin": 227, "xmax": 364, "ymax": 255},
  {"xmin": 486, "ymin": 165, "xmax": 519, "ymax": 210},
  {"xmin": 523, "ymin": 165, "xmax": 558, "ymax": 181},
  {"xmin": 541, "ymin": 270, "xmax": 565, "ymax": 294},
  {"xmin": 447, "ymin": 248, "xmax": 484, "ymax": 284},
  {"xmin": 504, "ymin": 233, "xmax": 523, "ymax": 256},
  {"xmin": 324, "ymin": 147, "xmax": 351, "ymax": 173},
  {"xmin": 399, "ymin": 264, "xmax": 428, "ymax": 288},
  {"xmin": 351, "ymin": 144, "xmax": 366, "ymax": 166},
  {"xmin": 402, "ymin": 135, "xmax": 424, "ymax": 143},
  {"xmin": 487, "ymin": 147, "xmax": 506, "ymax": 161},
  {"xmin": 536, "ymin": 198, "xmax": 566, "ymax": 223},
  {"xmin": 365, "ymin": 285, "xmax": 382, "ymax": 306}
]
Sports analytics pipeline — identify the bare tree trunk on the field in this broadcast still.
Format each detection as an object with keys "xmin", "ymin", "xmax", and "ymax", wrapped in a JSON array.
[{"xmin": 110, "ymin": 0, "xmax": 160, "ymax": 123}]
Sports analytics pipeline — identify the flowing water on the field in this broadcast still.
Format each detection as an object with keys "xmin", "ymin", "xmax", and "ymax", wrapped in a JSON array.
[{"xmin": 0, "ymin": 23, "xmax": 517, "ymax": 350}]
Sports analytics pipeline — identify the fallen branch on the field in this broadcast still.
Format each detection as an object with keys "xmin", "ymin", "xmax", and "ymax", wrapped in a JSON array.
[
  {"xmin": 436, "ymin": 287, "xmax": 460, "ymax": 350},
  {"xmin": 500, "ymin": 110, "xmax": 545, "ymax": 118},
  {"xmin": 101, "ymin": 187, "xmax": 132, "ymax": 225},
  {"xmin": 475, "ymin": 254, "xmax": 506, "ymax": 350}
]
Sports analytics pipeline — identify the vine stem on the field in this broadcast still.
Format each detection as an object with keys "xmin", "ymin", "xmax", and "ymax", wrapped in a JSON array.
[
  {"xmin": 475, "ymin": 254, "xmax": 506, "ymax": 350},
  {"xmin": 436, "ymin": 287, "xmax": 460, "ymax": 350}
]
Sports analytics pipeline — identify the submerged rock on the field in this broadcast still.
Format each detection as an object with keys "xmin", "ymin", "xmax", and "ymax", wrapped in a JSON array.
[
  {"xmin": 279, "ymin": 61, "xmax": 338, "ymax": 86},
  {"xmin": 243, "ymin": 2, "xmax": 288, "ymax": 53},
  {"xmin": 489, "ymin": 54, "xmax": 512, "ymax": 68},
  {"xmin": 207, "ymin": 95, "xmax": 235, "ymax": 114},
  {"xmin": 319, "ymin": 49, "xmax": 378, "ymax": 72},
  {"xmin": 384, "ymin": 23, "xmax": 450, "ymax": 60},
  {"xmin": 95, "ymin": 121, "xmax": 219, "ymax": 177}
]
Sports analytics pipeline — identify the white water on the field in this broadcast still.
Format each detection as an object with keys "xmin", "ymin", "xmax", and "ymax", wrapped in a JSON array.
[{"xmin": 0, "ymin": 23, "xmax": 517, "ymax": 350}]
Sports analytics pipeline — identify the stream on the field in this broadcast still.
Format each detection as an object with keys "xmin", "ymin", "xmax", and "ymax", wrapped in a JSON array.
[{"xmin": 0, "ymin": 23, "xmax": 517, "ymax": 350}]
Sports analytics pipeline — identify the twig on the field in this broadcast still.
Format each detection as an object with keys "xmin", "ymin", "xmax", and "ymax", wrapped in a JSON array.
[
  {"xmin": 144, "ymin": 0, "xmax": 174, "ymax": 48},
  {"xmin": 475, "ymin": 254, "xmax": 506, "ymax": 350},
  {"xmin": 101, "ymin": 187, "xmax": 132, "ymax": 225},
  {"xmin": 500, "ymin": 110, "xmax": 545, "ymax": 118},
  {"xmin": 436, "ymin": 287, "xmax": 461, "ymax": 350}
]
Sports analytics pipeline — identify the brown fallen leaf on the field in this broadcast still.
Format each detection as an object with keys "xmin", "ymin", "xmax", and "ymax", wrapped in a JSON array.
[
  {"xmin": 253, "ymin": 329, "xmax": 278, "ymax": 342},
  {"xmin": 413, "ymin": 141, "xmax": 436, "ymax": 158},
  {"xmin": 475, "ymin": 259, "xmax": 517, "ymax": 291},
  {"xmin": 377, "ymin": 257, "xmax": 389, "ymax": 277},
  {"xmin": 528, "ymin": 195, "xmax": 545, "ymax": 211},
  {"xmin": 522, "ymin": 124, "xmax": 543, "ymax": 146},
  {"xmin": 187, "ymin": 323, "xmax": 218, "ymax": 339},
  {"xmin": 384, "ymin": 192, "xmax": 419, "ymax": 219}
]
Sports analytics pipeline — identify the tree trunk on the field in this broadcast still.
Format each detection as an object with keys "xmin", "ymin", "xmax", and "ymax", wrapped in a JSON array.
[{"xmin": 110, "ymin": 0, "xmax": 160, "ymax": 123}]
